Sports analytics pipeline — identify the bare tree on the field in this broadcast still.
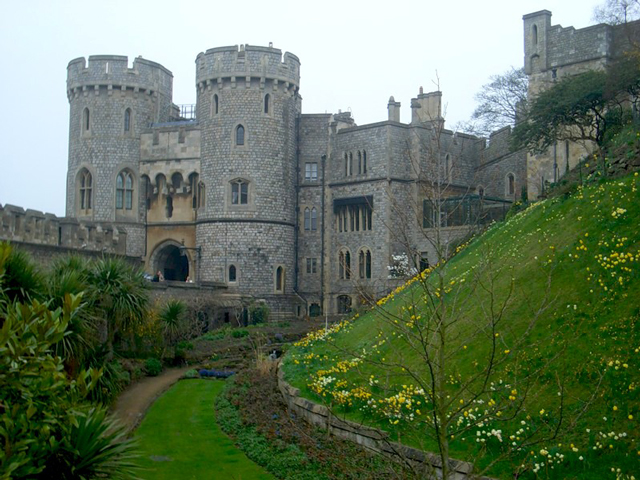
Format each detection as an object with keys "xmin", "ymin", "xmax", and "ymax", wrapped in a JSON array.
[
  {"xmin": 458, "ymin": 67, "xmax": 528, "ymax": 138},
  {"xmin": 593, "ymin": 0, "xmax": 640, "ymax": 24}
]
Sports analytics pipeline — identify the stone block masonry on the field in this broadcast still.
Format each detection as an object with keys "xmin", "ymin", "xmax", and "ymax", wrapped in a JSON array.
[{"xmin": 277, "ymin": 364, "xmax": 493, "ymax": 479}]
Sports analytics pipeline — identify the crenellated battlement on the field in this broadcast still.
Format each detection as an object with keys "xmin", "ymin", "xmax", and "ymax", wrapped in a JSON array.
[
  {"xmin": 0, "ymin": 204, "xmax": 127, "ymax": 255},
  {"xmin": 195, "ymin": 44, "xmax": 300, "ymax": 93},
  {"xmin": 67, "ymin": 55, "xmax": 173, "ymax": 102}
]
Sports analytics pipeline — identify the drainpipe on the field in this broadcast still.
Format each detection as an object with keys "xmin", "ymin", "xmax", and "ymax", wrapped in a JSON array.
[
  {"xmin": 294, "ymin": 115, "xmax": 300, "ymax": 292},
  {"xmin": 320, "ymin": 154, "xmax": 327, "ymax": 315}
]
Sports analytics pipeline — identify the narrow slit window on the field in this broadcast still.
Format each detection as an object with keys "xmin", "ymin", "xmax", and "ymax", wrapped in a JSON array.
[
  {"xmin": 83, "ymin": 108, "xmax": 90, "ymax": 132},
  {"xmin": 124, "ymin": 108, "xmax": 131, "ymax": 132},
  {"xmin": 236, "ymin": 125, "xmax": 245, "ymax": 145},
  {"xmin": 264, "ymin": 94, "xmax": 270, "ymax": 114}
]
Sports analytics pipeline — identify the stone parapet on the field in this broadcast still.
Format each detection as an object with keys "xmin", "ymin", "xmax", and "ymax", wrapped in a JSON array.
[
  {"xmin": 0, "ymin": 203, "xmax": 127, "ymax": 255},
  {"xmin": 196, "ymin": 44, "xmax": 300, "ymax": 91}
]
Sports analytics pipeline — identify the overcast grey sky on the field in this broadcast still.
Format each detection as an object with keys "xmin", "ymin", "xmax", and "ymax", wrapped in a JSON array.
[{"xmin": 0, "ymin": 0, "xmax": 604, "ymax": 216}]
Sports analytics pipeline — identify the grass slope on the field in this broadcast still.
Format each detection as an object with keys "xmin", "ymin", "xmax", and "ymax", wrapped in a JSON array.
[
  {"xmin": 135, "ymin": 380, "xmax": 273, "ymax": 480},
  {"xmin": 283, "ymin": 173, "xmax": 640, "ymax": 479}
]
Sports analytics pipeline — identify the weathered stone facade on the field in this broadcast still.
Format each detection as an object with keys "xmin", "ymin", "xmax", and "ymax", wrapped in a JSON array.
[
  {"xmin": 522, "ymin": 10, "xmax": 640, "ymax": 199},
  {"xmin": 58, "ymin": 43, "xmax": 529, "ymax": 318}
]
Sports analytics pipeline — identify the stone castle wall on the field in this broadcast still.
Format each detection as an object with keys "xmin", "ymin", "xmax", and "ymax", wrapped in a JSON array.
[
  {"xmin": 522, "ymin": 11, "xmax": 640, "ymax": 198},
  {"xmin": 0, "ymin": 203, "xmax": 139, "ymax": 267}
]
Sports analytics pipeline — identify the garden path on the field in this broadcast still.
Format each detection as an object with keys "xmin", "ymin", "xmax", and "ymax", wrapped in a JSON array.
[{"xmin": 111, "ymin": 366, "xmax": 192, "ymax": 430}]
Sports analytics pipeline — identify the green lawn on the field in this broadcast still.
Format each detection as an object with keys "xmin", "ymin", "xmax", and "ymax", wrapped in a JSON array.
[
  {"xmin": 283, "ymin": 172, "xmax": 640, "ymax": 478},
  {"xmin": 135, "ymin": 379, "xmax": 274, "ymax": 480}
]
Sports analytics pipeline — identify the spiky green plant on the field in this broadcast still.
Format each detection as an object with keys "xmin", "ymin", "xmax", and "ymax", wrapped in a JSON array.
[
  {"xmin": 0, "ymin": 241, "xmax": 45, "ymax": 304},
  {"xmin": 85, "ymin": 258, "xmax": 149, "ymax": 358},
  {"xmin": 159, "ymin": 299, "xmax": 187, "ymax": 346},
  {"xmin": 53, "ymin": 407, "xmax": 140, "ymax": 480}
]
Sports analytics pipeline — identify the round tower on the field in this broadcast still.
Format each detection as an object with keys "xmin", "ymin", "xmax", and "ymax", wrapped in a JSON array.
[
  {"xmin": 66, "ymin": 55, "xmax": 173, "ymax": 256},
  {"xmin": 194, "ymin": 44, "xmax": 301, "ymax": 300}
]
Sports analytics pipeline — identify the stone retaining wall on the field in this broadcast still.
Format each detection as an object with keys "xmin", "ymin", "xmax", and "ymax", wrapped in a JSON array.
[{"xmin": 277, "ymin": 364, "xmax": 492, "ymax": 479}]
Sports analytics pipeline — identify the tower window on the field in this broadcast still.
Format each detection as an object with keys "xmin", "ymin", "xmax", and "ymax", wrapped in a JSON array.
[
  {"xmin": 79, "ymin": 169, "xmax": 92, "ymax": 211},
  {"xmin": 116, "ymin": 171, "xmax": 134, "ymax": 210},
  {"xmin": 231, "ymin": 179, "xmax": 249, "ymax": 205},
  {"xmin": 311, "ymin": 207, "xmax": 317, "ymax": 231},
  {"xmin": 264, "ymin": 94, "xmax": 270, "ymax": 114},
  {"xmin": 124, "ymin": 108, "xmax": 132, "ymax": 133},
  {"xmin": 348, "ymin": 152, "xmax": 353, "ymax": 176},
  {"xmin": 229, "ymin": 265, "xmax": 237, "ymax": 283},
  {"xmin": 532, "ymin": 24, "xmax": 538, "ymax": 45},
  {"xmin": 213, "ymin": 94, "xmax": 219, "ymax": 115},
  {"xmin": 236, "ymin": 125, "xmax": 245, "ymax": 145},
  {"xmin": 357, "ymin": 151, "xmax": 362, "ymax": 174},
  {"xmin": 275, "ymin": 266, "xmax": 285, "ymax": 292},
  {"xmin": 82, "ymin": 108, "xmax": 90, "ymax": 133},
  {"xmin": 363, "ymin": 150, "xmax": 367, "ymax": 174}
]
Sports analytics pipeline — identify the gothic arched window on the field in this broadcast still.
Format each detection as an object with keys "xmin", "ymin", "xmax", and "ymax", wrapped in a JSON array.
[
  {"xmin": 358, "ymin": 248, "xmax": 372, "ymax": 279},
  {"xmin": 236, "ymin": 125, "xmax": 245, "ymax": 146},
  {"xmin": 79, "ymin": 169, "xmax": 92, "ymax": 212},
  {"xmin": 116, "ymin": 171, "xmax": 134, "ymax": 210},
  {"xmin": 339, "ymin": 249, "xmax": 351, "ymax": 280}
]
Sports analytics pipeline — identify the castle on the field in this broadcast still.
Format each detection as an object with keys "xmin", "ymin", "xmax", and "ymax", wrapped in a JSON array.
[{"xmin": 2, "ymin": 10, "xmax": 632, "ymax": 318}]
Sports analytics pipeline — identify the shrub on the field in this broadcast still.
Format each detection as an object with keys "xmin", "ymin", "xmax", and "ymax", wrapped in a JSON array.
[
  {"xmin": 144, "ymin": 357, "xmax": 163, "ymax": 376},
  {"xmin": 231, "ymin": 329, "xmax": 249, "ymax": 338},
  {"xmin": 177, "ymin": 340, "xmax": 194, "ymax": 350},
  {"xmin": 249, "ymin": 303, "xmax": 270, "ymax": 324},
  {"xmin": 0, "ymin": 289, "xmax": 139, "ymax": 479},
  {"xmin": 184, "ymin": 369, "xmax": 199, "ymax": 379}
]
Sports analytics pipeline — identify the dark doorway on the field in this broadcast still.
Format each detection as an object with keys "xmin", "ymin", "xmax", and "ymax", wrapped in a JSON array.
[
  {"xmin": 156, "ymin": 245, "xmax": 189, "ymax": 281},
  {"xmin": 309, "ymin": 303, "xmax": 321, "ymax": 317}
]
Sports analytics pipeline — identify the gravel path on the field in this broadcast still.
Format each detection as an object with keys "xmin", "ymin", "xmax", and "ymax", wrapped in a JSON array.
[{"xmin": 111, "ymin": 366, "xmax": 192, "ymax": 431}]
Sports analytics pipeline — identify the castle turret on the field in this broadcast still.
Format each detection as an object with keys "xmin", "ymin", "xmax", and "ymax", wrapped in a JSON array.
[
  {"xmin": 66, "ymin": 55, "xmax": 173, "ymax": 256},
  {"xmin": 523, "ymin": 10, "xmax": 552, "ymax": 77},
  {"xmin": 194, "ymin": 45, "xmax": 301, "ymax": 298}
]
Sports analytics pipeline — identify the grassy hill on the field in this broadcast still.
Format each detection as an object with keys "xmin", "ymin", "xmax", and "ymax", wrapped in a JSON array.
[{"xmin": 282, "ymin": 172, "xmax": 639, "ymax": 479}]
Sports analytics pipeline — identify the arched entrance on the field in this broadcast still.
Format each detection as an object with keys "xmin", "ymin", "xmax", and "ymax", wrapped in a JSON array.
[{"xmin": 154, "ymin": 244, "xmax": 189, "ymax": 281}]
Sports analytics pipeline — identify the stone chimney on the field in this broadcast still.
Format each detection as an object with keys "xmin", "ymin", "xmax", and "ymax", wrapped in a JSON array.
[{"xmin": 387, "ymin": 96, "xmax": 401, "ymax": 122}]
